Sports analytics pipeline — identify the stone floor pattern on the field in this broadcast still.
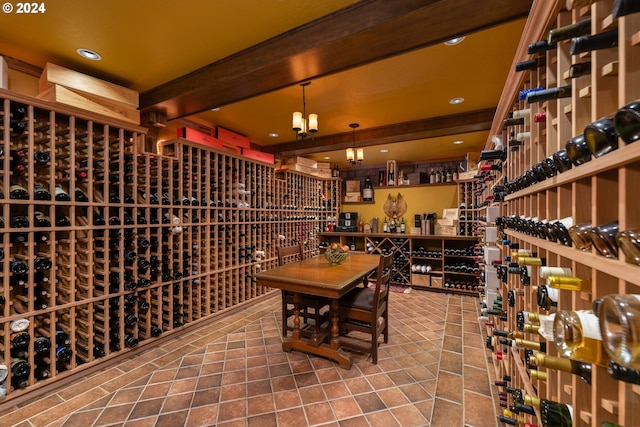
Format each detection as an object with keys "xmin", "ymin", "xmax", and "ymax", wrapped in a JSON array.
[{"xmin": 0, "ymin": 289, "xmax": 501, "ymax": 427}]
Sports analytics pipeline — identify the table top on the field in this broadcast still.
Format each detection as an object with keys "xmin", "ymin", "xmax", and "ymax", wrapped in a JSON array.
[{"xmin": 256, "ymin": 253, "xmax": 380, "ymax": 298}]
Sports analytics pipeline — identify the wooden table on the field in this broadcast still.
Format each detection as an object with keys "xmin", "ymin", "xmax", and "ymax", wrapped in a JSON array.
[{"xmin": 257, "ymin": 252, "xmax": 379, "ymax": 369}]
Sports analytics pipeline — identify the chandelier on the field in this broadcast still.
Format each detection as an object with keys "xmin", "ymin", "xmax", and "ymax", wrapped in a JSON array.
[
  {"xmin": 346, "ymin": 123, "xmax": 363, "ymax": 166},
  {"xmin": 292, "ymin": 81, "xmax": 318, "ymax": 140}
]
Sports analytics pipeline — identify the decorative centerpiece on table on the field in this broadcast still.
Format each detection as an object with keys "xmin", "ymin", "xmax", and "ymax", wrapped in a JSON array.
[{"xmin": 324, "ymin": 243, "xmax": 350, "ymax": 265}]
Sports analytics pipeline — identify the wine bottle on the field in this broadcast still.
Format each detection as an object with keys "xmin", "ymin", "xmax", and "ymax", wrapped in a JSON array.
[
  {"xmin": 363, "ymin": 172, "xmax": 373, "ymax": 202},
  {"xmin": 613, "ymin": 0, "xmax": 640, "ymax": 17},
  {"xmin": 568, "ymin": 61, "xmax": 591, "ymax": 79},
  {"xmin": 530, "ymin": 352, "xmax": 592, "ymax": 384},
  {"xmin": 33, "ymin": 150, "xmax": 50, "ymax": 164},
  {"xmin": 539, "ymin": 266, "xmax": 572, "ymax": 278},
  {"xmin": 34, "ymin": 211, "xmax": 51, "ymax": 227},
  {"xmin": 546, "ymin": 276, "xmax": 591, "ymax": 292},
  {"xmin": 11, "ymin": 215, "xmax": 29, "ymax": 228},
  {"xmin": 608, "ymin": 360, "xmax": 640, "ymax": 385},
  {"xmin": 598, "ymin": 294, "xmax": 640, "ymax": 369},
  {"xmin": 524, "ymin": 395, "xmax": 573, "ymax": 427},
  {"xmin": 10, "ymin": 259, "xmax": 28, "ymax": 274},
  {"xmin": 526, "ymin": 85, "xmax": 572, "ymax": 104},
  {"xmin": 536, "ymin": 285, "xmax": 558, "ymax": 310},
  {"xmin": 9, "ymin": 184, "xmax": 29, "ymax": 200},
  {"xmin": 528, "ymin": 40, "xmax": 555, "ymax": 54},
  {"xmin": 34, "ymin": 184, "xmax": 51, "ymax": 201},
  {"xmin": 548, "ymin": 18, "xmax": 592, "ymax": 44},
  {"xmin": 571, "ymin": 28, "xmax": 619, "ymax": 56},
  {"xmin": 584, "ymin": 117, "xmax": 618, "ymax": 158},
  {"xmin": 554, "ymin": 309, "xmax": 607, "ymax": 365},
  {"xmin": 566, "ymin": 133, "xmax": 591, "ymax": 166},
  {"xmin": 614, "ymin": 100, "xmax": 640, "ymax": 145},
  {"xmin": 54, "ymin": 186, "xmax": 71, "ymax": 201},
  {"xmin": 515, "ymin": 57, "xmax": 546, "ymax": 72},
  {"xmin": 75, "ymin": 188, "xmax": 89, "ymax": 202}
]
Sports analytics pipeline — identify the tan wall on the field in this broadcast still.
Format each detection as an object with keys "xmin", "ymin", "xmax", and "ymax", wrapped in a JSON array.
[{"xmin": 341, "ymin": 184, "xmax": 458, "ymax": 230}]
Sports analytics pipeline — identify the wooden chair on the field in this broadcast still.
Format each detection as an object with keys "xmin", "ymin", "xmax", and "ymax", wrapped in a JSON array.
[
  {"xmin": 278, "ymin": 245, "xmax": 329, "ymax": 337},
  {"xmin": 338, "ymin": 253, "xmax": 393, "ymax": 363}
]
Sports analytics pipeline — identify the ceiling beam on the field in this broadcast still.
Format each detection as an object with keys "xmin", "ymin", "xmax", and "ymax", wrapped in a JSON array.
[
  {"xmin": 264, "ymin": 108, "xmax": 496, "ymax": 157},
  {"xmin": 140, "ymin": 0, "xmax": 532, "ymax": 120}
]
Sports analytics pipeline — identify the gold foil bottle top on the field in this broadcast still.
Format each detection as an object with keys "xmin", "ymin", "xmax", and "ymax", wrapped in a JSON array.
[{"xmin": 529, "ymin": 369, "xmax": 547, "ymax": 381}]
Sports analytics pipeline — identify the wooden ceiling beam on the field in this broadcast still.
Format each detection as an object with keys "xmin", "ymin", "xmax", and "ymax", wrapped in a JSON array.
[
  {"xmin": 264, "ymin": 107, "xmax": 496, "ymax": 157},
  {"xmin": 140, "ymin": 0, "xmax": 532, "ymax": 120}
]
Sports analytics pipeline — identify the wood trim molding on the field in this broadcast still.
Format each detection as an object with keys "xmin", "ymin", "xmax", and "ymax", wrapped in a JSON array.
[
  {"xmin": 140, "ymin": 0, "xmax": 532, "ymax": 120},
  {"xmin": 265, "ymin": 108, "xmax": 496, "ymax": 157}
]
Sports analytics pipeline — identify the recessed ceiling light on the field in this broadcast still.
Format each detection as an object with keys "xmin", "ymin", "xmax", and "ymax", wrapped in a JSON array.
[
  {"xmin": 380, "ymin": 149, "xmax": 389, "ymax": 153},
  {"xmin": 77, "ymin": 48, "xmax": 101, "ymax": 61},
  {"xmin": 453, "ymin": 140, "xmax": 464, "ymax": 145},
  {"xmin": 211, "ymin": 107, "xmax": 220, "ymax": 112},
  {"xmin": 445, "ymin": 37, "xmax": 465, "ymax": 46},
  {"xmin": 268, "ymin": 133, "xmax": 279, "ymax": 138},
  {"xmin": 449, "ymin": 97, "xmax": 465, "ymax": 105},
  {"xmin": 323, "ymin": 156, "xmax": 331, "ymax": 160}
]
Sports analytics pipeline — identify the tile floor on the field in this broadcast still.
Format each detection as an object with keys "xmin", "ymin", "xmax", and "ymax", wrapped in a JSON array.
[{"xmin": 0, "ymin": 289, "xmax": 501, "ymax": 427}]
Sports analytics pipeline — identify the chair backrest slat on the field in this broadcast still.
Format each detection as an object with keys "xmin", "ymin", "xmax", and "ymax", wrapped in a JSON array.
[
  {"xmin": 372, "ymin": 253, "xmax": 393, "ymax": 316},
  {"xmin": 277, "ymin": 244, "xmax": 303, "ymax": 266}
]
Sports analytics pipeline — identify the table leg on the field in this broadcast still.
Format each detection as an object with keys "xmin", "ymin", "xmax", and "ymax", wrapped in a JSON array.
[
  {"xmin": 280, "ymin": 295, "xmax": 352, "ymax": 369},
  {"xmin": 282, "ymin": 292, "xmax": 301, "ymax": 353}
]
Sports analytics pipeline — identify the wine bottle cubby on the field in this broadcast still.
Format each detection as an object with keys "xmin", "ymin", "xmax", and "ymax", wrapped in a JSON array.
[
  {"xmin": 0, "ymin": 89, "xmax": 341, "ymax": 407},
  {"xmin": 484, "ymin": 1, "xmax": 640, "ymax": 426}
]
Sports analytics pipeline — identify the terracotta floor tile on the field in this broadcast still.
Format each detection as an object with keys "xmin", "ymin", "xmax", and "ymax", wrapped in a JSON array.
[
  {"xmin": 365, "ymin": 409, "xmax": 402, "ymax": 427},
  {"xmin": 185, "ymin": 404, "xmax": 218, "ymax": 427},
  {"xmin": 430, "ymin": 397, "xmax": 463, "ymax": 426},
  {"xmin": 329, "ymin": 396, "xmax": 363, "ymax": 419},
  {"xmin": 273, "ymin": 389, "xmax": 302, "ymax": 410},
  {"xmin": 389, "ymin": 403, "xmax": 430, "ymax": 427},
  {"xmin": 275, "ymin": 407, "xmax": 306, "ymax": 427},
  {"xmin": 247, "ymin": 412, "xmax": 278, "ymax": 427},
  {"xmin": 155, "ymin": 410, "xmax": 189, "ymax": 427},
  {"xmin": 129, "ymin": 397, "xmax": 165, "ymax": 420},
  {"xmin": 442, "ymin": 335, "xmax": 463, "ymax": 353},
  {"xmin": 298, "ymin": 384, "xmax": 327, "ymax": 405},
  {"xmin": 354, "ymin": 392, "xmax": 386, "ymax": 413},
  {"xmin": 439, "ymin": 349, "xmax": 463, "ymax": 375},
  {"xmin": 322, "ymin": 381, "xmax": 351, "ymax": 400},
  {"xmin": 162, "ymin": 392, "xmax": 194, "ymax": 413},
  {"xmin": 303, "ymin": 401, "xmax": 337, "ymax": 425},
  {"xmin": 6, "ymin": 291, "xmax": 503, "ymax": 427},
  {"xmin": 191, "ymin": 388, "xmax": 221, "ymax": 408},
  {"xmin": 247, "ymin": 394, "xmax": 275, "ymax": 416},
  {"xmin": 464, "ymin": 390, "xmax": 498, "ymax": 427},
  {"xmin": 344, "ymin": 377, "xmax": 373, "ymax": 395},
  {"xmin": 139, "ymin": 382, "xmax": 172, "ymax": 401},
  {"xmin": 217, "ymin": 399, "xmax": 247, "ymax": 423},
  {"xmin": 463, "ymin": 365, "xmax": 492, "ymax": 397},
  {"xmin": 377, "ymin": 388, "xmax": 411, "ymax": 408},
  {"xmin": 58, "ymin": 408, "xmax": 102, "ymax": 427},
  {"xmin": 435, "ymin": 371, "xmax": 463, "ymax": 403}
]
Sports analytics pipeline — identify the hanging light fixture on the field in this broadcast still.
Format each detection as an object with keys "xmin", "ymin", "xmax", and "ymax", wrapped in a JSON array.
[
  {"xmin": 292, "ymin": 81, "xmax": 318, "ymax": 140},
  {"xmin": 346, "ymin": 123, "xmax": 363, "ymax": 166}
]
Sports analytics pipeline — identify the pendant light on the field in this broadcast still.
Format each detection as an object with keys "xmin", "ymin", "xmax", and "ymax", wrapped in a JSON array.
[
  {"xmin": 292, "ymin": 81, "xmax": 318, "ymax": 140},
  {"xmin": 346, "ymin": 123, "xmax": 363, "ymax": 166}
]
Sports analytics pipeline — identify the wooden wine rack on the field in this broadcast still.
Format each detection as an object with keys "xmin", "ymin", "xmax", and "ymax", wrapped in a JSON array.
[
  {"xmin": 484, "ymin": 1, "xmax": 640, "ymax": 426},
  {"xmin": 0, "ymin": 89, "xmax": 341, "ymax": 406}
]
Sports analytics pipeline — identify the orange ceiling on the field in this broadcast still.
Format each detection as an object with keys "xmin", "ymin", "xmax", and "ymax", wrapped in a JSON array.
[{"xmin": 0, "ymin": 1, "xmax": 528, "ymax": 168}]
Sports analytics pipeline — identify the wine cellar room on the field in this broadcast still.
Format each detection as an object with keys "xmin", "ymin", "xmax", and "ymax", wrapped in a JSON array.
[{"xmin": 1, "ymin": 0, "xmax": 640, "ymax": 426}]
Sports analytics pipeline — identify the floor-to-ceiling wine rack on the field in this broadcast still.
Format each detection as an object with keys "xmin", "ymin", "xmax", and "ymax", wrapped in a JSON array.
[
  {"xmin": 484, "ymin": 1, "xmax": 640, "ymax": 426},
  {"xmin": 0, "ymin": 88, "xmax": 341, "ymax": 406}
]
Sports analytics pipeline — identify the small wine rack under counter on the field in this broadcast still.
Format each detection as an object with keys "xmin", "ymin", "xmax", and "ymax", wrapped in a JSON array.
[
  {"xmin": 0, "ymin": 88, "xmax": 341, "ymax": 407},
  {"xmin": 318, "ymin": 232, "xmax": 481, "ymax": 295}
]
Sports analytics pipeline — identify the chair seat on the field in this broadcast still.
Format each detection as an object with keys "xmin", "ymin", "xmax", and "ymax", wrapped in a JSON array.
[{"xmin": 339, "ymin": 287, "xmax": 374, "ymax": 311}]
